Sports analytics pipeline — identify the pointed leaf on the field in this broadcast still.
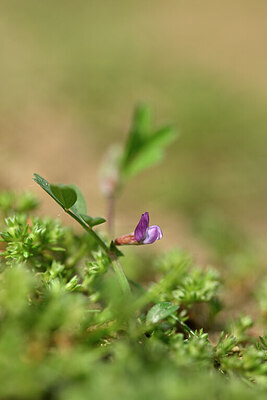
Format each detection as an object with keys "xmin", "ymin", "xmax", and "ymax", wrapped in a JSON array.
[
  {"xmin": 81, "ymin": 214, "xmax": 106, "ymax": 227},
  {"xmin": 33, "ymin": 174, "xmax": 64, "ymax": 208},
  {"xmin": 148, "ymin": 125, "xmax": 177, "ymax": 148},
  {"xmin": 123, "ymin": 146, "xmax": 163, "ymax": 178},
  {"xmin": 90, "ymin": 217, "xmax": 106, "ymax": 227},
  {"xmin": 131, "ymin": 103, "xmax": 152, "ymax": 138},
  {"xmin": 122, "ymin": 104, "xmax": 151, "ymax": 169},
  {"xmin": 34, "ymin": 174, "xmax": 78, "ymax": 212}
]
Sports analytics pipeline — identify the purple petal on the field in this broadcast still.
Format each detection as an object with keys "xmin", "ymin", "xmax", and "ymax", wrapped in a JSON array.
[
  {"xmin": 143, "ymin": 225, "xmax": 163, "ymax": 244},
  {"xmin": 134, "ymin": 212, "xmax": 149, "ymax": 242}
]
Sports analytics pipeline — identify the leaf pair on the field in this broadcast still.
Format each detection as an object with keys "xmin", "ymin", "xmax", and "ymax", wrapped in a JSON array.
[
  {"xmin": 121, "ymin": 104, "xmax": 177, "ymax": 178},
  {"xmin": 33, "ymin": 174, "xmax": 105, "ymax": 228}
]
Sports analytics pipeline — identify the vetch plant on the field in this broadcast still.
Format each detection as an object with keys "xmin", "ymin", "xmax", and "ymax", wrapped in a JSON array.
[
  {"xmin": 0, "ymin": 105, "xmax": 266, "ymax": 400},
  {"xmin": 33, "ymin": 105, "xmax": 174, "ymax": 296}
]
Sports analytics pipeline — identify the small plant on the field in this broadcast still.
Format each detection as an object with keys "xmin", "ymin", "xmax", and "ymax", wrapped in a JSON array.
[{"xmin": 0, "ymin": 105, "xmax": 266, "ymax": 400}]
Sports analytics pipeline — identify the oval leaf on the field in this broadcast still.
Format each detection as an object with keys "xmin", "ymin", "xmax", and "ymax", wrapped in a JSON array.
[
  {"xmin": 146, "ymin": 302, "xmax": 178, "ymax": 325},
  {"xmin": 50, "ymin": 184, "xmax": 77, "ymax": 209}
]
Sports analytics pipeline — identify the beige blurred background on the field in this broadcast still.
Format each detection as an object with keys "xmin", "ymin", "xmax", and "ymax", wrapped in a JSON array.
[{"xmin": 0, "ymin": 0, "xmax": 266, "ymax": 285}]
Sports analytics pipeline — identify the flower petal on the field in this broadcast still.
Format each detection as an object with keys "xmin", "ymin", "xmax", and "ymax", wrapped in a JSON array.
[
  {"xmin": 143, "ymin": 225, "xmax": 163, "ymax": 244},
  {"xmin": 134, "ymin": 212, "xmax": 149, "ymax": 242}
]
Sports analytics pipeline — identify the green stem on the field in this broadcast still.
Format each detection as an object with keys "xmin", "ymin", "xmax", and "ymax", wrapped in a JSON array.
[
  {"xmin": 107, "ymin": 194, "xmax": 115, "ymax": 238},
  {"xmin": 66, "ymin": 209, "xmax": 109, "ymax": 253},
  {"xmin": 66, "ymin": 208, "xmax": 131, "ymax": 295},
  {"xmin": 172, "ymin": 315, "xmax": 195, "ymax": 337},
  {"xmin": 112, "ymin": 258, "xmax": 131, "ymax": 295}
]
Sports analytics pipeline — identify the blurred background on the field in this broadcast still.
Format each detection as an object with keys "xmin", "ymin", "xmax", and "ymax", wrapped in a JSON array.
[{"xmin": 0, "ymin": 1, "xmax": 266, "ymax": 320}]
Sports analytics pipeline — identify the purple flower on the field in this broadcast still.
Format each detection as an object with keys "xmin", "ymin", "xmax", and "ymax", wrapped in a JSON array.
[
  {"xmin": 115, "ymin": 212, "xmax": 163, "ymax": 245},
  {"xmin": 134, "ymin": 212, "xmax": 163, "ymax": 244}
]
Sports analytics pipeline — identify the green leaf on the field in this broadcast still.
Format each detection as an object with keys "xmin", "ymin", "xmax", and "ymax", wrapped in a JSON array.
[
  {"xmin": 33, "ymin": 174, "xmax": 92, "ymax": 216},
  {"xmin": 50, "ymin": 184, "xmax": 77, "ymax": 209},
  {"xmin": 121, "ymin": 106, "xmax": 177, "ymax": 178},
  {"xmin": 148, "ymin": 125, "xmax": 177, "ymax": 148},
  {"xmin": 33, "ymin": 174, "xmax": 81, "ymax": 214},
  {"xmin": 131, "ymin": 103, "xmax": 152, "ymax": 138},
  {"xmin": 122, "ymin": 104, "xmax": 152, "ymax": 169},
  {"xmin": 123, "ymin": 146, "xmax": 163, "ymax": 178},
  {"xmin": 146, "ymin": 302, "xmax": 178, "ymax": 325},
  {"xmin": 33, "ymin": 174, "xmax": 64, "ymax": 208},
  {"xmin": 33, "ymin": 173, "xmax": 52, "ymax": 195},
  {"xmin": 34, "ymin": 174, "xmax": 77, "ymax": 210},
  {"xmin": 68, "ymin": 185, "xmax": 87, "ymax": 214},
  {"xmin": 81, "ymin": 214, "xmax": 106, "ymax": 227}
]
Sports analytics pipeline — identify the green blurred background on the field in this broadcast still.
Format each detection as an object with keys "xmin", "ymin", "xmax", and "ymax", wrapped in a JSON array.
[{"xmin": 0, "ymin": 0, "xmax": 266, "ymax": 306}]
